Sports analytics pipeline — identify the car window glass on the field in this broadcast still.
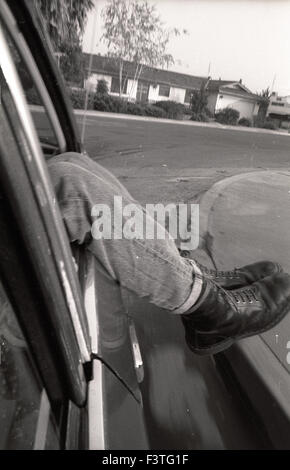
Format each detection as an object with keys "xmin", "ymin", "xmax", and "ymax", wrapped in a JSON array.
[{"xmin": 2, "ymin": 25, "xmax": 60, "ymax": 156}]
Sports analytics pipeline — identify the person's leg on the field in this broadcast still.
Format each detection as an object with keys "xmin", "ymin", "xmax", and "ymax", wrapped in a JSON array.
[
  {"xmin": 48, "ymin": 152, "xmax": 202, "ymax": 313},
  {"xmin": 48, "ymin": 153, "xmax": 290, "ymax": 355}
]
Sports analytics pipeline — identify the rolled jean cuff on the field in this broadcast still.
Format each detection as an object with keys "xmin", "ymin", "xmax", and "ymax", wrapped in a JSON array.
[{"xmin": 172, "ymin": 260, "xmax": 203, "ymax": 314}]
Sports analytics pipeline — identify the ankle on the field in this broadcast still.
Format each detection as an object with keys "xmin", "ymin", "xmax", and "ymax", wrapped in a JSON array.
[{"xmin": 185, "ymin": 278, "xmax": 211, "ymax": 315}]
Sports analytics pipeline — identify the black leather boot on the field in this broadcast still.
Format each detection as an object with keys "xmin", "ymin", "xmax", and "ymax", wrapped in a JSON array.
[
  {"xmin": 179, "ymin": 250, "xmax": 282, "ymax": 289},
  {"xmin": 182, "ymin": 273, "xmax": 290, "ymax": 356}
]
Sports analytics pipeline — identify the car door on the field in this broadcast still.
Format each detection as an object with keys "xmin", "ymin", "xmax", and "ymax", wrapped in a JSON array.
[{"xmin": 0, "ymin": 0, "xmax": 148, "ymax": 449}]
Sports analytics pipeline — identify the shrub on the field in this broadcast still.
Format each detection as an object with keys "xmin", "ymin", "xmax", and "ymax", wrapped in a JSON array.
[
  {"xmin": 96, "ymin": 79, "xmax": 109, "ymax": 95},
  {"xmin": 67, "ymin": 90, "xmax": 191, "ymax": 119},
  {"xmin": 262, "ymin": 119, "xmax": 278, "ymax": 130},
  {"xmin": 183, "ymin": 106, "xmax": 192, "ymax": 116},
  {"xmin": 238, "ymin": 117, "xmax": 252, "ymax": 127},
  {"xmin": 253, "ymin": 115, "xmax": 265, "ymax": 128},
  {"xmin": 144, "ymin": 104, "xmax": 167, "ymax": 118},
  {"xmin": 154, "ymin": 100, "xmax": 185, "ymax": 119},
  {"xmin": 253, "ymin": 115, "xmax": 279, "ymax": 130},
  {"xmin": 215, "ymin": 107, "xmax": 240, "ymax": 125},
  {"xmin": 94, "ymin": 93, "xmax": 126, "ymax": 113},
  {"xmin": 93, "ymin": 97, "xmax": 169, "ymax": 118},
  {"xmin": 68, "ymin": 88, "xmax": 94, "ymax": 110},
  {"xmin": 205, "ymin": 107, "xmax": 214, "ymax": 118},
  {"xmin": 126, "ymin": 102, "xmax": 146, "ymax": 116},
  {"xmin": 124, "ymin": 102, "xmax": 167, "ymax": 118},
  {"xmin": 190, "ymin": 111, "xmax": 210, "ymax": 122}
]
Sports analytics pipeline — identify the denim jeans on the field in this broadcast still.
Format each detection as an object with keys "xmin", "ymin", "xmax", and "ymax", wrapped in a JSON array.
[{"xmin": 48, "ymin": 152, "xmax": 201, "ymax": 315}]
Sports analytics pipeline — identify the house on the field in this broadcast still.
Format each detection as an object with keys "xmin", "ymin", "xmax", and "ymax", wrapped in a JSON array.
[
  {"xmin": 83, "ymin": 54, "xmax": 261, "ymax": 120},
  {"xmin": 83, "ymin": 53, "xmax": 207, "ymax": 105},
  {"xmin": 266, "ymin": 92, "xmax": 290, "ymax": 128},
  {"xmin": 206, "ymin": 79, "xmax": 261, "ymax": 120}
]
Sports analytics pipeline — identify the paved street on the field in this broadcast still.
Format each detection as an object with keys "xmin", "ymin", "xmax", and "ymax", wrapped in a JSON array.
[
  {"xmin": 78, "ymin": 113, "xmax": 290, "ymax": 449},
  {"xmin": 78, "ymin": 112, "xmax": 290, "ymax": 205}
]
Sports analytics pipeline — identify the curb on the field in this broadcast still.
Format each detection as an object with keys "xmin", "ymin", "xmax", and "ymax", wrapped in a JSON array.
[
  {"xmin": 74, "ymin": 109, "xmax": 290, "ymax": 136},
  {"xmin": 187, "ymin": 168, "xmax": 290, "ymax": 268},
  {"xmin": 196, "ymin": 169, "xmax": 290, "ymax": 240},
  {"xmin": 29, "ymin": 104, "xmax": 290, "ymax": 137},
  {"xmin": 197, "ymin": 170, "xmax": 265, "ymax": 238}
]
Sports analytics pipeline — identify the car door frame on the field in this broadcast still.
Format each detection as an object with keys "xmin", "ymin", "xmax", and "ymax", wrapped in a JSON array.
[{"xmin": 0, "ymin": 0, "xmax": 149, "ymax": 450}]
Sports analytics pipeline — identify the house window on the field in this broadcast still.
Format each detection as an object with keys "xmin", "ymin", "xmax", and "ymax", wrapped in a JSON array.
[
  {"xmin": 184, "ymin": 89, "xmax": 193, "ymax": 104},
  {"xmin": 111, "ymin": 77, "xmax": 128, "ymax": 94},
  {"xmin": 272, "ymin": 102, "xmax": 285, "ymax": 107},
  {"xmin": 159, "ymin": 84, "xmax": 170, "ymax": 97}
]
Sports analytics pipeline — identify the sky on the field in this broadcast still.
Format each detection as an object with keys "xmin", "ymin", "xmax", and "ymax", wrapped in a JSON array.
[{"xmin": 82, "ymin": 0, "xmax": 290, "ymax": 95}]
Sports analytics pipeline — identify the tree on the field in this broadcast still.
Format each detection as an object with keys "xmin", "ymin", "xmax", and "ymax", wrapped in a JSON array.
[
  {"xmin": 96, "ymin": 79, "xmax": 109, "ymax": 95},
  {"xmin": 257, "ymin": 87, "xmax": 271, "ymax": 121},
  {"xmin": 190, "ymin": 89, "xmax": 208, "ymax": 116},
  {"xmin": 34, "ymin": 0, "xmax": 93, "ymax": 84},
  {"xmin": 57, "ymin": 33, "xmax": 86, "ymax": 85},
  {"xmin": 34, "ymin": 0, "xmax": 94, "ymax": 49},
  {"xmin": 101, "ymin": 0, "xmax": 186, "ymax": 97}
]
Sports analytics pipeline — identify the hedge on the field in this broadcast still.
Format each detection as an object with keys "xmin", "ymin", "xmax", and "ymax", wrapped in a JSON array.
[
  {"xmin": 154, "ymin": 100, "xmax": 185, "ymax": 119},
  {"xmin": 191, "ymin": 111, "xmax": 210, "ymax": 122},
  {"xmin": 215, "ymin": 107, "xmax": 240, "ymax": 125},
  {"xmin": 68, "ymin": 88, "xmax": 95, "ymax": 110},
  {"xmin": 238, "ymin": 117, "xmax": 252, "ymax": 127},
  {"xmin": 65, "ymin": 89, "xmax": 190, "ymax": 120},
  {"xmin": 94, "ymin": 93, "xmax": 126, "ymax": 113}
]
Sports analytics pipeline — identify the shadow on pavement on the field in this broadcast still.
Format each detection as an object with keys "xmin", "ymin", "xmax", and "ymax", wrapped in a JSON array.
[{"xmin": 130, "ymin": 296, "xmax": 270, "ymax": 449}]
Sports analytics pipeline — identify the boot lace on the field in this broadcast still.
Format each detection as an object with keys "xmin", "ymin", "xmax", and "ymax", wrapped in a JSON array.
[
  {"xmin": 202, "ymin": 266, "xmax": 240, "ymax": 279},
  {"xmin": 231, "ymin": 287, "xmax": 259, "ymax": 304}
]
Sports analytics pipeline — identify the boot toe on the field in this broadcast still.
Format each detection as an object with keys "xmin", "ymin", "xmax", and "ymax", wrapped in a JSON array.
[
  {"xmin": 256, "ymin": 272, "xmax": 290, "ymax": 310},
  {"xmin": 240, "ymin": 260, "xmax": 282, "ymax": 281}
]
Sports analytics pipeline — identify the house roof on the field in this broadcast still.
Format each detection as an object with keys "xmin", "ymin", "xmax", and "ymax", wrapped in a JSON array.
[
  {"xmin": 219, "ymin": 87, "xmax": 262, "ymax": 101},
  {"xmin": 84, "ymin": 53, "xmax": 207, "ymax": 90},
  {"xmin": 206, "ymin": 79, "xmax": 237, "ymax": 91},
  {"xmin": 206, "ymin": 79, "xmax": 261, "ymax": 101}
]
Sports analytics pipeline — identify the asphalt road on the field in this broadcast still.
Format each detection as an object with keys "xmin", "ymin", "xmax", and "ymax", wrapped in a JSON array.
[
  {"xmin": 78, "ymin": 113, "xmax": 290, "ymax": 449},
  {"xmin": 78, "ymin": 113, "xmax": 290, "ymax": 205}
]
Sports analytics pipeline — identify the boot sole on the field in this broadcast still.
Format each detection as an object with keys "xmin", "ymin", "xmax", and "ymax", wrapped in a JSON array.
[{"xmin": 187, "ymin": 335, "xmax": 234, "ymax": 356}]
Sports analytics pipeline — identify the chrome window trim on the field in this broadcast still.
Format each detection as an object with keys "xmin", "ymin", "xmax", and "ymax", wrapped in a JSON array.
[
  {"xmin": 0, "ymin": 22, "xmax": 90, "ymax": 362},
  {"xmin": 83, "ymin": 254, "xmax": 99, "ymax": 355},
  {"xmin": 82, "ymin": 253, "xmax": 105, "ymax": 449},
  {"xmin": 33, "ymin": 389, "xmax": 50, "ymax": 450},
  {"xmin": 0, "ymin": 1, "xmax": 66, "ymax": 153},
  {"xmin": 88, "ymin": 360, "xmax": 105, "ymax": 450}
]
